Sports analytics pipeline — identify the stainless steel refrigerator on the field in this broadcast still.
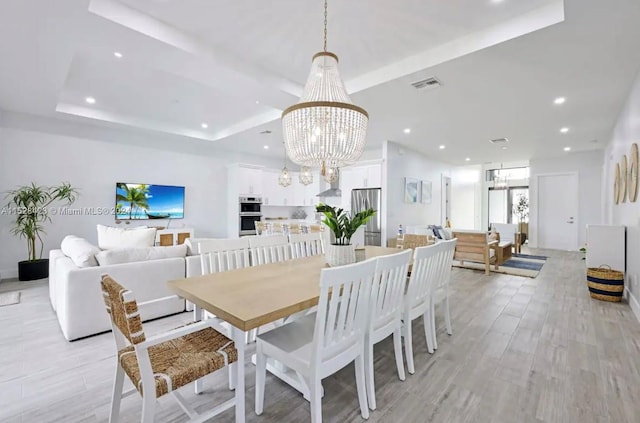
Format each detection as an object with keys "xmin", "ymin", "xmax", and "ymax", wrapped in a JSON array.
[{"xmin": 351, "ymin": 188, "xmax": 382, "ymax": 246}]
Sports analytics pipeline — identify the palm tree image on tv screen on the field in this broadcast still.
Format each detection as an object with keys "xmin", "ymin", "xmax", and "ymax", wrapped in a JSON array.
[{"xmin": 115, "ymin": 183, "xmax": 185, "ymax": 220}]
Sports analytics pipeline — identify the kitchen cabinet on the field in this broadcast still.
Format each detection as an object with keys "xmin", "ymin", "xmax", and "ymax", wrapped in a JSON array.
[
  {"xmin": 264, "ymin": 170, "xmax": 320, "ymax": 207},
  {"xmin": 263, "ymin": 170, "xmax": 295, "ymax": 206},
  {"xmin": 339, "ymin": 163, "xmax": 382, "ymax": 210},
  {"xmin": 300, "ymin": 171, "xmax": 321, "ymax": 206},
  {"xmin": 234, "ymin": 165, "xmax": 263, "ymax": 196}
]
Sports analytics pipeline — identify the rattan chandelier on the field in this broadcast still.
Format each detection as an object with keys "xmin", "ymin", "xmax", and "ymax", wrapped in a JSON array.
[{"xmin": 281, "ymin": 0, "xmax": 369, "ymax": 176}]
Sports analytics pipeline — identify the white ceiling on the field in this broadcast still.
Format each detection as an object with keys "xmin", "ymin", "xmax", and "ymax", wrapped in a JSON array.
[{"xmin": 1, "ymin": 0, "xmax": 639, "ymax": 165}]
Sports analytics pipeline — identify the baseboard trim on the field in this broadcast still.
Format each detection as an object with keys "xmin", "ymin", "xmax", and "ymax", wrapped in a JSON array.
[
  {"xmin": 626, "ymin": 287, "xmax": 640, "ymax": 323},
  {"xmin": 0, "ymin": 268, "xmax": 18, "ymax": 281}
]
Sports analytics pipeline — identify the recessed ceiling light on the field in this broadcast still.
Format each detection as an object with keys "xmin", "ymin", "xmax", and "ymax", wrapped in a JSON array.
[
  {"xmin": 113, "ymin": 52, "xmax": 123, "ymax": 59},
  {"xmin": 201, "ymin": 123, "xmax": 208, "ymax": 129},
  {"xmin": 264, "ymin": 145, "xmax": 269, "ymax": 150},
  {"xmin": 554, "ymin": 97, "xmax": 566, "ymax": 105},
  {"xmin": 490, "ymin": 0, "xmax": 505, "ymax": 4},
  {"xmin": 560, "ymin": 127, "xmax": 570, "ymax": 133},
  {"xmin": 439, "ymin": 145, "xmax": 446, "ymax": 150},
  {"xmin": 256, "ymin": 100, "xmax": 260, "ymax": 104},
  {"xmin": 564, "ymin": 147, "xmax": 571, "ymax": 152},
  {"xmin": 501, "ymin": 146, "xmax": 508, "ymax": 150},
  {"xmin": 404, "ymin": 128, "xmax": 411, "ymax": 134},
  {"xmin": 465, "ymin": 158, "xmax": 471, "ymax": 162},
  {"xmin": 85, "ymin": 97, "xmax": 96, "ymax": 104}
]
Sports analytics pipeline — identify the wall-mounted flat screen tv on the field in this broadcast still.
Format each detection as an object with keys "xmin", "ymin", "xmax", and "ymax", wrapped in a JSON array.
[{"xmin": 115, "ymin": 183, "xmax": 185, "ymax": 220}]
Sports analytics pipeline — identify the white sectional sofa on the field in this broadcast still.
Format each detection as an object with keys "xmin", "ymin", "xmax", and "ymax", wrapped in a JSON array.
[
  {"xmin": 49, "ymin": 252, "xmax": 187, "ymax": 341},
  {"xmin": 49, "ymin": 226, "xmax": 196, "ymax": 341}
]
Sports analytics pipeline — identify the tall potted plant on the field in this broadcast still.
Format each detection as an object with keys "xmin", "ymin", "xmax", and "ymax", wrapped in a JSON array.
[
  {"xmin": 513, "ymin": 194, "xmax": 529, "ymax": 244},
  {"xmin": 5, "ymin": 182, "xmax": 78, "ymax": 281},
  {"xmin": 316, "ymin": 203, "xmax": 375, "ymax": 266}
]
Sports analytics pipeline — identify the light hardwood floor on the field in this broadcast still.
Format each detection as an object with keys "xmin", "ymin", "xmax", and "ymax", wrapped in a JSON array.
[{"xmin": 1, "ymin": 249, "xmax": 639, "ymax": 423}]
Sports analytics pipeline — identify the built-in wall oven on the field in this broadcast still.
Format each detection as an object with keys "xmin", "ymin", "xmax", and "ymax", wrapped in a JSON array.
[{"xmin": 239, "ymin": 196, "xmax": 262, "ymax": 236}]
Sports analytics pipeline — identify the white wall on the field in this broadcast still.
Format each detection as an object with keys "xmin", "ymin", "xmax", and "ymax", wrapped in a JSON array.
[
  {"xmin": 0, "ymin": 120, "xmax": 280, "ymax": 279},
  {"xmin": 382, "ymin": 141, "xmax": 451, "ymax": 242},
  {"xmin": 451, "ymin": 165, "xmax": 482, "ymax": 230},
  {"xmin": 603, "ymin": 68, "xmax": 640, "ymax": 320},
  {"xmin": 529, "ymin": 150, "xmax": 603, "ymax": 250}
]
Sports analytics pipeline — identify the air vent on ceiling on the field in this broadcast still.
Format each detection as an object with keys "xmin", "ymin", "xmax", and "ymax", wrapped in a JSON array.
[
  {"xmin": 489, "ymin": 138, "xmax": 509, "ymax": 144},
  {"xmin": 259, "ymin": 130, "xmax": 272, "ymax": 135},
  {"xmin": 411, "ymin": 77, "xmax": 442, "ymax": 90}
]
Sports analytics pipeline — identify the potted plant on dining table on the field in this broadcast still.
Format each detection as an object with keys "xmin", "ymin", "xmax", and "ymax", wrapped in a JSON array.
[{"xmin": 316, "ymin": 203, "xmax": 376, "ymax": 267}]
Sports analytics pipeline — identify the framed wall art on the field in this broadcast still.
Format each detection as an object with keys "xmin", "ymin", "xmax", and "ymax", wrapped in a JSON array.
[
  {"xmin": 404, "ymin": 177, "xmax": 419, "ymax": 203},
  {"xmin": 421, "ymin": 180, "xmax": 432, "ymax": 204}
]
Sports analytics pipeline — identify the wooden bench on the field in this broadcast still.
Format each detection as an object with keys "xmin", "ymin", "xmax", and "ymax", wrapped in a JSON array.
[{"xmin": 452, "ymin": 230, "xmax": 498, "ymax": 275}]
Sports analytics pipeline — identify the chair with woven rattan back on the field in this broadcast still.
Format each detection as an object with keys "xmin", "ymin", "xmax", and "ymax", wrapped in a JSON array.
[
  {"xmin": 100, "ymin": 274, "xmax": 237, "ymax": 423},
  {"xmin": 399, "ymin": 234, "xmax": 431, "ymax": 250},
  {"xmin": 270, "ymin": 222, "xmax": 285, "ymax": 235},
  {"xmin": 288, "ymin": 223, "xmax": 303, "ymax": 235},
  {"xmin": 308, "ymin": 224, "xmax": 324, "ymax": 233},
  {"xmin": 255, "ymin": 220, "xmax": 268, "ymax": 236}
]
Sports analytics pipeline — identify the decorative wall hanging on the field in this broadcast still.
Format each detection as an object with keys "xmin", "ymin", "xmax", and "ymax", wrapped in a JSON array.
[
  {"xmin": 613, "ymin": 162, "xmax": 621, "ymax": 205},
  {"xmin": 629, "ymin": 143, "xmax": 639, "ymax": 202},
  {"xmin": 404, "ymin": 178, "xmax": 419, "ymax": 203},
  {"xmin": 421, "ymin": 181, "xmax": 432, "ymax": 204},
  {"xmin": 620, "ymin": 155, "xmax": 628, "ymax": 202}
]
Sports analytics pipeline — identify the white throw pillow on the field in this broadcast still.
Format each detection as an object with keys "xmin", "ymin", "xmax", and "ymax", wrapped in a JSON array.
[
  {"xmin": 95, "ymin": 244, "xmax": 187, "ymax": 266},
  {"xmin": 96, "ymin": 224, "xmax": 156, "ymax": 250},
  {"xmin": 60, "ymin": 235, "xmax": 101, "ymax": 267}
]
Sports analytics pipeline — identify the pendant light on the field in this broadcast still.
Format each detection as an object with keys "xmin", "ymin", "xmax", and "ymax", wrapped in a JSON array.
[
  {"xmin": 278, "ymin": 141, "xmax": 292, "ymax": 187},
  {"xmin": 299, "ymin": 166, "xmax": 313, "ymax": 185},
  {"xmin": 282, "ymin": 0, "xmax": 369, "ymax": 178},
  {"xmin": 323, "ymin": 167, "xmax": 339, "ymax": 184},
  {"xmin": 493, "ymin": 164, "xmax": 509, "ymax": 190}
]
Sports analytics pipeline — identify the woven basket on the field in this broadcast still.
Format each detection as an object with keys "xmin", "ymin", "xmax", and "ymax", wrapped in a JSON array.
[{"xmin": 586, "ymin": 266, "xmax": 624, "ymax": 302}]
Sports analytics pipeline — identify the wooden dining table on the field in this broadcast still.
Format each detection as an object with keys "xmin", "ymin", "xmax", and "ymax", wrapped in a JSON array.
[{"xmin": 167, "ymin": 246, "xmax": 401, "ymax": 423}]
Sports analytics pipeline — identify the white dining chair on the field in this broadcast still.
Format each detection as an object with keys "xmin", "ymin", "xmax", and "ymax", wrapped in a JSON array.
[
  {"xmin": 429, "ymin": 238, "xmax": 457, "ymax": 350},
  {"xmin": 289, "ymin": 232, "xmax": 325, "ymax": 259},
  {"xmin": 196, "ymin": 238, "xmax": 251, "ymax": 324},
  {"xmin": 101, "ymin": 275, "xmax": 237, "ymax": 423},
  {"xmin": 365, "ymin": 249, "xmax": 412, "ymax": 410},
  {"xmin": 195, "ymin": 237, "xmax": 250, "ymax": 392},
  {"xmin": 402, "ymin": 243, "xmax": 441, "ymax": 374},
  {"xmin": 199, "ymin": 238, "xmax": 251, "ymax": 275},
  {"xmin": 255, "ymin": 259, "xmax": 376, "ymax": 423},
  {"xmin": 248, "ymin": 235, "xmax": 291, "ymax": 265}
]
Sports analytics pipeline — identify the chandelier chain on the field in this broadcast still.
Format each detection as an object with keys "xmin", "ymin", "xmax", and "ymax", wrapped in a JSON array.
[{"xmin": 323, "ymin": 0, "xmax": 328, "ymax": 52}]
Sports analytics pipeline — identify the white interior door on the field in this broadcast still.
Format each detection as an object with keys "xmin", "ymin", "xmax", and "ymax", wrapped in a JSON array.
[
  {"xmin": 537, "ymin": 173, "xmax": 579, "ymax": 250},
  {"xmin": 441, "ymin": 175, "xmax": 451, "ymax": 225},
  {"xmin": 488, "ymin": 189, "xmax": 508, "ymax": 225}
]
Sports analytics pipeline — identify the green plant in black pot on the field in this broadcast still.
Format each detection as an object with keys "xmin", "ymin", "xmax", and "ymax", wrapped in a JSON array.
[{"xmin": 5, "ymin": 182, "xmax": 78, "ymax": 280}]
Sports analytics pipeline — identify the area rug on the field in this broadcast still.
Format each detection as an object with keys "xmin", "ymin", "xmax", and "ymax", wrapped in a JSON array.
[
  {"xmin": 0, "ymin": 291, "xmax": 21, "ymax": 307},
  {"xmin": 453, "ymin": 253, "xmax": 547, "ymax": 278}
]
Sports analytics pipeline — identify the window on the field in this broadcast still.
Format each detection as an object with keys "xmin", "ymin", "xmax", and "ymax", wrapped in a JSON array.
[
  {"xmin": 488, "ymin": 186, "xmax": 529, "ymax": 226},
  {"xmin": 486, "ymin": 167, "xmax": 530, "ymax": 182}
]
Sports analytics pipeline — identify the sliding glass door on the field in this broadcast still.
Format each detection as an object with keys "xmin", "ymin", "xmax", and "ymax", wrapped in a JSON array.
[{"xmin": 488, "ymin": 186, "xmax": 529, "ymax": 226}]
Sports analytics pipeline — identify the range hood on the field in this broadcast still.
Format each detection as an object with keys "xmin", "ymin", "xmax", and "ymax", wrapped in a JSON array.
[{"xmin": 317, "ymin": 178, "xmax": 342, "ymax": 197}]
